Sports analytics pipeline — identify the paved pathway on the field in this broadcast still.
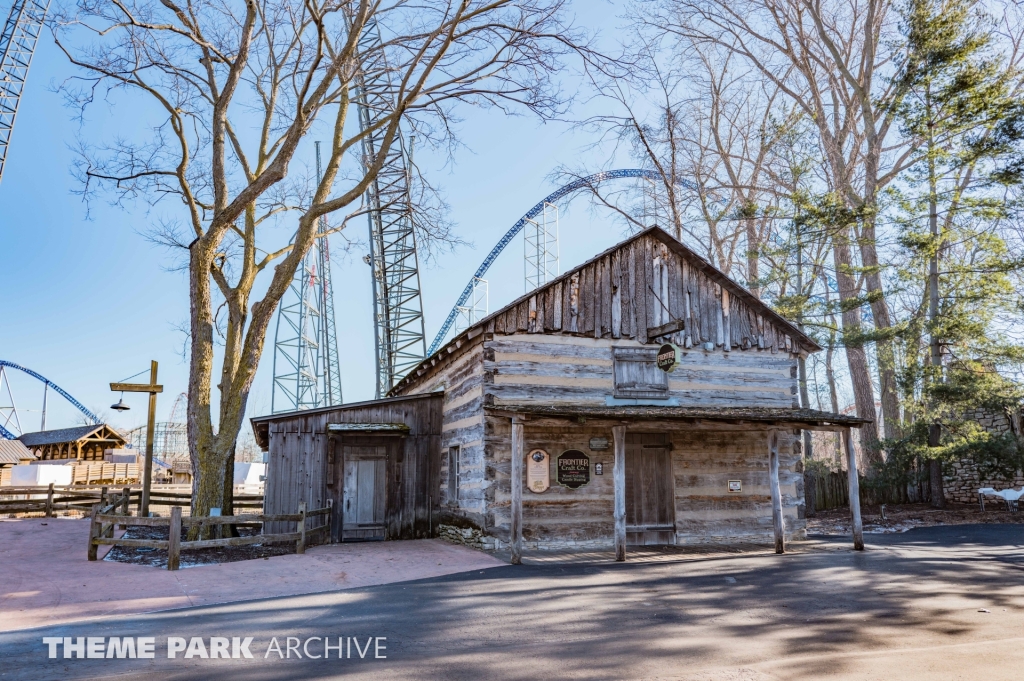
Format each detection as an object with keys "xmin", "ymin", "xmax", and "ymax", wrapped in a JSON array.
[
  {"xmin": 1, "ymin": 524, "xmax": 1022, "ymax": 680},
  {"xmin": 0, "ymin": 518, "xmax": 503, "ymax": 632}
]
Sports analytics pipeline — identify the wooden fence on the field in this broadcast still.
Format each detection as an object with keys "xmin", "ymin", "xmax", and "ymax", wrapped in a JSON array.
[
  {"xmin": 0, "ymin": 484, "xmax": 264, "ymax": 517},
  {"xmin": 87, "ymin": 501, "xmax": 331, "ymax": 570},
  {"xmin": 805, "ymin": 470, "xmax": 914, "ymax": 514}
]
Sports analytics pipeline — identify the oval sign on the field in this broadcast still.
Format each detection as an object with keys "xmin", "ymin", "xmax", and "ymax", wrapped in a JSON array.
[
  {"xmin": 657, "ymin": 343, "xmax": 681, "ymax": 372},
  {"xmin": 556, "ymin": 450, "xmax": 591, "ymax": 489},
  {"xmin": 527, "ymin": 449, "xmax": 550, "ymax": 493}
]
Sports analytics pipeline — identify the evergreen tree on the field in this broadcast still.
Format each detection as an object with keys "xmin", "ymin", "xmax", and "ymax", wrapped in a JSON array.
[{"xmin": 885, "ymin": 0, "xmax": 1024, "ymax": 503}]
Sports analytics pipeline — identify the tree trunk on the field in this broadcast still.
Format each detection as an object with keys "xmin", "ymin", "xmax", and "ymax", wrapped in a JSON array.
[
  {"xmin": 929, "ymin": 457, "xmax": 946, "ymax": 508},
  {"xmin": 832, "ymin": 232, "xmax": 881, "ymax": 462}
]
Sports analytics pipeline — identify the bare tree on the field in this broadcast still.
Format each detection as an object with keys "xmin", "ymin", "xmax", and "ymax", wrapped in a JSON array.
[
  {"xmin": 645, "ymin": 0, "xmax": 927, "ymax": 459},
  {"xmin": 53, "ymin": 0, "xmax": 577, "ymax": 521}
]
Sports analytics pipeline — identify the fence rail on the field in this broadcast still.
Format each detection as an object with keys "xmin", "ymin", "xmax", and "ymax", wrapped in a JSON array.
[
  {"xmin": 87, "ymin": 501, "xmax": 332, "ymax": 570},
  {"xmin": 0, "ymin": 485, "xmax": 264, "ymax": 516}
]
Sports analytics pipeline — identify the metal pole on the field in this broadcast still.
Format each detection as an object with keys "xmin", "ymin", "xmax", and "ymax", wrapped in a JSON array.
[
  {"xmin": 40, "ymin": 382, "xmax": 47, "ymax": 430},
  {"xmin": 142, "ymin": 360, "xmax": 158, "ymax": 517}
]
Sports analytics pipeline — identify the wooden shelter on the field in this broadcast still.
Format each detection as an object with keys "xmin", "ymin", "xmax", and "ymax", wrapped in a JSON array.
[
  {"xmin": 253, "ymin": 227, "xmax": 865, "ymax": 557},
  {"xmin": 18, "ymin": 425, "xmax": 127, "ymax": 461}
]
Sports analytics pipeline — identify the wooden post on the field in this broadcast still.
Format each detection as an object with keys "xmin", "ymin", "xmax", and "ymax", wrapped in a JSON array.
[
  {"xmin": 122, "ymin": 487, "xmax": 130, "ymax": 516},
  {"xmin": 100, "ymin": 486, "xmax": 108, "ymax": 508},
  {"xmin": 612, "ymin": 425, "xmax": 626, "ymax": 562},
  {"xmin": 45, "ymin": 483, "xmax": 54, "ymax": 518},
  {"xmin": 510, "ymin": 418, "xmax": 524, "ymax": 565},
  {"xmin": 845, "ymin": 427, "xmax": 864, "ymax": 551},
  {"xmin": 297, "ymin": 501, "xmax": 307, "ymax": 554},
  {"xmin": 87, "ymin": 504, "xmax": 100, "ymax": 561},
  {"xmin": 326, "ymin": 498, "xmax": 333, "ymax": 545},
  {"xmin": 167, "ymin": 505, "xmax": 181, "ymax": 571},
  {"xmin": 768, "ymin": 430, "xmax": 785, "ymax": 554}
]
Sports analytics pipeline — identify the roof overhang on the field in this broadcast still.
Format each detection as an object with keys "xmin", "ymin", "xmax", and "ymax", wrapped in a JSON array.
[{"xmin": 486, "ymin": 404, "xmax": 867, "ymax": 432}]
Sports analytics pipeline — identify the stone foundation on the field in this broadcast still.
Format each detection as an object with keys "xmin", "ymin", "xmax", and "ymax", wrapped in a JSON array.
[{"xmin": 438, "ymin": 524, "xmax": 501, "ymax": 551}]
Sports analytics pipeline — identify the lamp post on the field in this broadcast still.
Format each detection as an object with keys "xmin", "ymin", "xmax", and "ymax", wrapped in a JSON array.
[{"xmin": 110, "ymin": 361, "xmax": 162, "ymax": 516}]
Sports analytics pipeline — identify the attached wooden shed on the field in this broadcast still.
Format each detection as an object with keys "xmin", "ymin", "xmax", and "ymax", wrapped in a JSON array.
[{"xmin": 251, "ymin": 393, "xmax": 443, "ymax": 540}]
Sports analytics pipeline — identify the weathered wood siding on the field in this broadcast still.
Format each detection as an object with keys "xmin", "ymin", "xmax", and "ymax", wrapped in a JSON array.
[
  {"xmin": 259, "ymin": 394, "xmax": 443, "ymax": 538},
  {"xmin": 484, "ymin": 418, "xmax": 805, "ymax": 548},
  {"xmin": 485, "ymin": 334, "xmax": 798, "ymax": 409},
  {"xmin": 399, "ymin": 333, "xmax": 489, "ymax": 527},
  {"xmin": 480, "ymin": 232, "xmax": 807, "ymax": 354}
]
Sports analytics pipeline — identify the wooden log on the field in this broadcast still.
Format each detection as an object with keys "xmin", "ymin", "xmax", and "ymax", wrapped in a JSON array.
[
  {"xmin": 122, "ymin": 487, "xmax": 131, "ymax": 515},
  {"xmin": 87, "ymin": 504, "xmax": 101, "ymax": 561},
  {"xmin": 297, "ymin": 501, "xmax": 307, "ymax": 554},
  {"xmin": 92, "ymin": 537, "xmax": 169, "ymax": 549},
  {"xmin": 845, "ymin": 428, "xmax": 864, "ymax": 550},
  {"xmin": 45, "ymin": 483, "xmax": 54, "ymax": 518},
  {"xmin": 184, "ymin": 533, "xmax": 301, "ymax": 550},
  {"xmin": 768, "ymin": 430, "xmax": 785, "ymax": 554},
  {"xmin": 167, "ymin": 505, "xmax": 182, "ymax": 571},
  {"xmin": 510, "ymin": 418, "xmax": 524, "ymax": 565},
  {"xmin": 612, "ymin": 425, "xmax": 626, "ymax": 562}
]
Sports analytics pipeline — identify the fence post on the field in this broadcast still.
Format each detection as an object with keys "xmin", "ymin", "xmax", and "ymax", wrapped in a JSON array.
[
  {"xmin": 326, "ymin": 498, "xmax": 333, "ymax": 545},
  {"xmin": 296, "ymin": 501, "xmax": 306, "ymax": 554},
  {"xmin": 45, "ymin": 483, "xmax": 54, "ymax": 518},
  {"xmin": 100, "ymin": 486, "xmax": 108, "ymax": 508},
  {"xmin": 137, "ymin": 486, "xmax": 144, "ymax": 515},
  {"xmin": 122, "ymin": 487, "xmax": 130, "ymax": 516},
  {"xmin": 167, "ymin": 506, "xmax": 182, "ymax": 571},
  {"xmin": 87, "ymin": 504, "xmax": 101, "ymax": 561}
]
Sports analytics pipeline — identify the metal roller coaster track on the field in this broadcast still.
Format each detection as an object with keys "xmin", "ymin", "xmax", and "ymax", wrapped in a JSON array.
[
  {"xmin": 427, "ymin": 169, "xmax": 699, "ymax": 355},
  {"xmin": 0, "ymin": 360, "xmax": 100, "ymax": 439}
]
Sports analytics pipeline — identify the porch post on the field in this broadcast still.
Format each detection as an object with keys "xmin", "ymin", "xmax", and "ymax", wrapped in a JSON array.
[
  {"xmin": 768, "ymin": 430, "xmax": 785, "ymax": 554},
  {"xmin": 612, "ymin": 425, "xmax": 626, "ymax": 562},
  {"xmin": 510, "ymin": 418, "xmax": 524, "ymax": 565},
  {"xmin": 845, "ymin": 427, "xmax": 864, "ymax": 550}
]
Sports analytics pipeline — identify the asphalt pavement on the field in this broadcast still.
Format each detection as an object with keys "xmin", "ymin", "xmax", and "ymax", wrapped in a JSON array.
[{"xmin": 2, "ymin": 524, "xmax": 1023, "ymax": 681}]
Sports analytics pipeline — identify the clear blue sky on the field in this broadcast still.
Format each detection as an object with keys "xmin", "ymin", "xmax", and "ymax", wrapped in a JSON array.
[{"xmin": 0, "ymin": 2, "xmax": 644, "ymax": 435}]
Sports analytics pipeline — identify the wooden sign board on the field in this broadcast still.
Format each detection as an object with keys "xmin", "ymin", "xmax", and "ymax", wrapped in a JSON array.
[
  {"xmin": 589, "ymin": 437, "xmax": 609, "ymax": 451},
  {"xmin": 656, "ymin": 343, "xmax": 681, "ymax": 372},
  {"xmin": 527, "ymin": 449, "xmax": 550, "ymax": 493},
  {"xmin": 556, "ymin": 450, "xmax": 591, "ymax": 489}
]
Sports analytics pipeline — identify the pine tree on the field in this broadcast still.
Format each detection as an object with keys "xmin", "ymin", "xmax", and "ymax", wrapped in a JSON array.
[{"xmin": 887, "ymin": 0, "xmax": 1024, "ymax": 504}]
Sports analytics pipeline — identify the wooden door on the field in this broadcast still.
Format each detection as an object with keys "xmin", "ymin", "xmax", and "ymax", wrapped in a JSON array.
[
  {"xmin": 625, "ymin": 433, "xmax": 676, "ymax": 545},
  {"xmin": 338, "ymin": 445, "xmax": 387, "ymax": 541}
]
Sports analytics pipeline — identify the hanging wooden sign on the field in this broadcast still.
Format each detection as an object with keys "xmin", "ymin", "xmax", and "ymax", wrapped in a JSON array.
[
  {"xmin": 556, "ymin": 450, "xmax": 591, "ymax": 489},
  {"xmin": 527, "ymin": 449, "xmax": 550, "ymax": 493}
]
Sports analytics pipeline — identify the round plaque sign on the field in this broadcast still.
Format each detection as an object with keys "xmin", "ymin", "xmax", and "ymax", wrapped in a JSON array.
[
  {"xmin": 656, "ymin": 343, "xmax": 681, "ymax": 372},
  {"xmin": 556, "ymin": 450, "xmax": 591, "ymax": 489}
]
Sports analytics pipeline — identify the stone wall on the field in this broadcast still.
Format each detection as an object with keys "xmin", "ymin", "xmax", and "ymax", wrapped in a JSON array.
[{"xmin": 943, "ymin": 409, "xmax": 1023, "ymax": 504}]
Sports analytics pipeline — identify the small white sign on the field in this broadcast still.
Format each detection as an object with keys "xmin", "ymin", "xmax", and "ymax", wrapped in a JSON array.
[{"xmin": 728, "ymin": 480, "xmax": 742, "ymax": 493}]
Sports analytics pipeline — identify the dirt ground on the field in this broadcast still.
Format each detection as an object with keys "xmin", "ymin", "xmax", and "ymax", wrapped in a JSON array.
[{"xmin": 808, "ymin": 501, "xmax": 1024, "ymax": 534}]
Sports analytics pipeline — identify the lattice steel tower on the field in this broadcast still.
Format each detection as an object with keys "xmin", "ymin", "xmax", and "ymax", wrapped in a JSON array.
[
  {"xmin": 0, "ymin": 0, "xmax": 50, "ymax": 183},
  {"xmin": 270, "ymin": 143, "xmax": 343, "ymax": 413},
  {"xmin": 524, "ymin": 201, "xmax": 559, "ymax": 292},
  {"xmin": 355, "ymin": 20, "xmax": 426, "ymax": 399}
]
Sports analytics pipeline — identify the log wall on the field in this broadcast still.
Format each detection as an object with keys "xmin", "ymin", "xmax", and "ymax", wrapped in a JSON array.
[{"xmin": 483, "ymin": 417, "xmax": 806, "ymax": 549}]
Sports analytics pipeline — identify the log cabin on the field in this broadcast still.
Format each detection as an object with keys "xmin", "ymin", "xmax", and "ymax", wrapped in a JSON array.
[{"xmin": 252, "ymin": 226, "xmax": 866, "ymax": 559}]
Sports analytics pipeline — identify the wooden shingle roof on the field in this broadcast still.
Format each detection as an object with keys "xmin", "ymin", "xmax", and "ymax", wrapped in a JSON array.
[{"xmin": 18, "ymin": 424, "xmax": 126, "ymax": 447}]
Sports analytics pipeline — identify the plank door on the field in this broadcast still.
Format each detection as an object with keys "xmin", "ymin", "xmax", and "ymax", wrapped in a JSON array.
[
  {"xmin": 339, "ymin": 445, "xmax": 387, "ymax": 541},
  {"xmin": 625, "ymin": 433, "xmax": 676, "ymax": 545}
]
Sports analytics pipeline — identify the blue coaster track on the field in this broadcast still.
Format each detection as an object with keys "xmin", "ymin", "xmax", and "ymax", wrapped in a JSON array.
[
  {"xmin": 0, "ymin": 360, "xmax": 101, "ymax": 439},
  {"xmin": 427, "ymin": 169, "xmax": 699, "ymax": 355}
]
